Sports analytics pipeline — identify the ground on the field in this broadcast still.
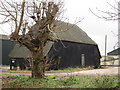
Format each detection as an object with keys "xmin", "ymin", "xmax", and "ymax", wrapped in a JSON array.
[
  {"xmin": 0, "ymin": 66, "xmax": 120, "ymax": 88},
  {"xmin": 0, "ymin": 66, "xmax": 119, "ymax": 76}
]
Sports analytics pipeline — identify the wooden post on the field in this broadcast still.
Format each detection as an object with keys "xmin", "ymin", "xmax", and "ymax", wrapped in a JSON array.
[{"xmin": 81, "ymin": 54, "xmax": 85, "ymax": 66}]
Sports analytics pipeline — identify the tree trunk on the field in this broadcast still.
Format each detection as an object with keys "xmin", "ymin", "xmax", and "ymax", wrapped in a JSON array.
[
  {"xmin": 31, "ymin": 50, "xmax": 45, "ymax": 78},
  {"xmin": 32, "ymin": 59, "xmax": 45, "ymax": 78}
]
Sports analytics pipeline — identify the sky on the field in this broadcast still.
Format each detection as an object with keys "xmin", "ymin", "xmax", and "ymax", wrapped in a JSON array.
[{"xmin": 0, "ymin": 0, "xmax": 119, "ymax": 55}]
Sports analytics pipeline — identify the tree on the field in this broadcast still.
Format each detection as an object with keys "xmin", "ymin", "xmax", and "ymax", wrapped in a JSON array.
[
  {"xmin": 0, "ymin": 0, "xmax": 64, "ymax": 78},
  {"xmin": 89, "ymin": 1, "xmax": 119, "ymax": 21},
  {"xmin": 89, "ymin": 0, "xmax": 120, "ymax": 49}
]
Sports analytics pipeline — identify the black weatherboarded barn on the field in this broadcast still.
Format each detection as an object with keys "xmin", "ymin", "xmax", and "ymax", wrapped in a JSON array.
[
  {"xmin": 0, "ymin": 34, "xmax": 15, "ymax": 65},
  {"xmin": 9, "ymin": 21, "xmax": 101, "ymax": 69}
]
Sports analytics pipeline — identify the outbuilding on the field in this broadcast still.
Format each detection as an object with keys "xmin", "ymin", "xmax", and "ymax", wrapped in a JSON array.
[
  {"xmin": 9, "ymin": 21, "xmax": 101, "ymax": 69},
  {"xmin": 0, "ymin": 34, "xmax": 15, "ymax": 65}
]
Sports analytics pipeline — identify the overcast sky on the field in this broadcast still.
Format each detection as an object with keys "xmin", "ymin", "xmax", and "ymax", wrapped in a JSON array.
[{"xmin": 0, "ymin": 0, "xmax": 119, "ymax": 55}]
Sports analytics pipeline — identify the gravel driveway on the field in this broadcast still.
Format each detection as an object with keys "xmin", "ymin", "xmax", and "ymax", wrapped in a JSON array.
[
  {"xmin": 46, "ymin": 67, "xmax": 119, "ymax": 76},
  {"xmin": 1, "ymin": 66, "xmax": 119, "ymax": 76}
]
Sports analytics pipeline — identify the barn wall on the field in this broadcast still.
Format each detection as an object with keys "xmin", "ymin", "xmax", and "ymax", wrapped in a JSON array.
[
  {"xmin": 93, "ymin": 45, "xmax": 101, "ymax": 67},
  {"xmin": 48, "ymin": 41, "xmax": 101, "ymax": 69},
  {"xmin": 1, "ymin": 39, "xmax": 15, "ymax": 65}
]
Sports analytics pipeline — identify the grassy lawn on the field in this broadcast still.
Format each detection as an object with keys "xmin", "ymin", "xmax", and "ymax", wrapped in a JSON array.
[
  {"xmin": 2, "ymin": 67, "xmax": 93, "ymax": 73},
  {"xmin": 2, "ymin": 75, "xmax": 119, "ymax": 88},
  {"xmin": 0, "ymin": 65, "xmax": 9, "ymax": 67}
]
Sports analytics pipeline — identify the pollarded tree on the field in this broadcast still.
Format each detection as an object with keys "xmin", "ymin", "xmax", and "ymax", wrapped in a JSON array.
[{"xmin": 0, "ymin": 0, "xmax": 64, "ymax": 78}]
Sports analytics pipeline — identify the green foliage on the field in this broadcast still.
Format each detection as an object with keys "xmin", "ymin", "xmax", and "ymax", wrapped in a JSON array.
[
  {"xmin": 2, "ymin": 75, "xmax": 119, "ymax": 88},
  {"xmin": 0, "ymin": 65, "xmax": 9, "ymax": 67},
  {"xmin": 115, "ymin": 81, "xmax": 120, "ymax": 88},
  {"xmin": 91, "ymin": 75, "xmax": 119, "ymax": 88}
]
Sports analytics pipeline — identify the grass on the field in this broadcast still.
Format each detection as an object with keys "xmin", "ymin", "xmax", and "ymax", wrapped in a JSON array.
[
  {"xmin": 0, "ymin": 65, "xmax": 9, "ymax": 67},
  {"xmin": 2, "ymin": 75, "xmax": 119, "ymax": 88},
  {"xmin": 2, "ymin": 67, "xmax": 93, "ymax": 73},
  {"xmin": 47, "ymin": 67, "xmax": 93, "ymax": 73},
  {"xmin": 2, "ymin": 70, "xmax": 31, "ymax": 73}
]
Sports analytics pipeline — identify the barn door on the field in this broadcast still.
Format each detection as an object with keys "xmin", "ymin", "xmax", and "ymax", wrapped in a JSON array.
[{"xmin": 81, "ymin": 54, "xmax": 85, "ymax": 66}]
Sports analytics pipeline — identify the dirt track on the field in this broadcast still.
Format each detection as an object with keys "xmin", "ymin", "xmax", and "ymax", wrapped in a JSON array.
[
  {"xmin": 46, "ymin": 67, "xmax": 119, "ymax": 76},
  {"xmin": 1, "ymin": 66, "xmax": 119, "ymax": 76}
]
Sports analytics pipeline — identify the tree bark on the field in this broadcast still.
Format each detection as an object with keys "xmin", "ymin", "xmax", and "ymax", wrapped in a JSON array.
[
  {"xmin": 31, "ymin": 50, "xmax": 45, "ymax": 78},
  {"xmin": 32, "ymin": 59, "xmax": 45, "ymax": 78}
]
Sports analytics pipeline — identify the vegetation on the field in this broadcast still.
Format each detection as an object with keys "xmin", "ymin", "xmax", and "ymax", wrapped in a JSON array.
[
  {"xmin": 48, "ymin": 67, "xmax": 93, "ymax": 73},
  {"xmin": 2, "ymin": 75, "xmax": 119, "ymax": 88},
  {"xmin": 0, "ymin": 65, "xmax": 9, "ymax": 67},
  {"xmin": 2, "ymin": 67, "xmax": 93, "ymax": 73}
]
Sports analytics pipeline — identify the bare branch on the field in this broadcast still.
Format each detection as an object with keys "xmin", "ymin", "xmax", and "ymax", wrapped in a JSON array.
[
  {"xmin": 89, "ymin": 8, "xmax": 119, "ymax": 21},
  {"xmin": 0, "ymin": 1, "xmax": 16, "ymax": 20},
  {"xmin": 14, "ymin": 0, "xmax": 25, "ymax": 36},
  {"xmin": 107, "ymin": 1, "xmax": 119, "ymax": 11},
  {"xmin": 89, "ymin": 0, "xmax": 120, "ymax": 21}
]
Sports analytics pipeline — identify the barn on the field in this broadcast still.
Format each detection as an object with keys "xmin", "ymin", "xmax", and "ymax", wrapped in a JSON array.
[
  {"xmin": 9, "ymin": 21, "xmax": 101, "ymax": 69},
  {"xmin": 107, "ymin": 48, "xmax": 120, "ymax": 56},
  {"xmin": 0, "ymin": 34, "xmax": 15, "ymax": 65}
]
